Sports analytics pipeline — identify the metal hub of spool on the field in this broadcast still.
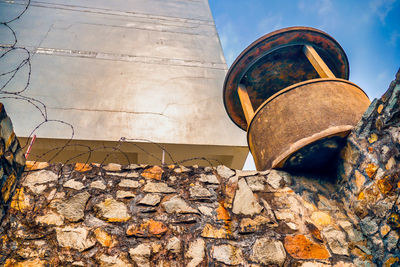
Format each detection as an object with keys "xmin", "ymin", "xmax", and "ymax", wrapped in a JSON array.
[{"xmin": 223, "ymin": 27, "xmax": 371, "ymax": 171}]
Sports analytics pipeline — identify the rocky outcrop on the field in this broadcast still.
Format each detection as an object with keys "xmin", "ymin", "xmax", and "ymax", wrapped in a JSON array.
[
  {"xmin": 336, "ymin": 68, "xmax": 400, "ymax": 265},
  {"xmin": 0, "ymin": 161, "xmax": 363, "ymax": 266},
  {"xmin": 0, "ymin": 69, "xmax": 399, "ymax": 266},
  {"xmin": 0, "ymin": 104, "xmax": 25, "ymax": 223}
]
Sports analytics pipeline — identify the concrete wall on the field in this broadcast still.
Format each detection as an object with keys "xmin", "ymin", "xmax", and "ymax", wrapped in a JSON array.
[{"xmin": 0, "ymin": 0, "xmax": 247, "ymax": 168}]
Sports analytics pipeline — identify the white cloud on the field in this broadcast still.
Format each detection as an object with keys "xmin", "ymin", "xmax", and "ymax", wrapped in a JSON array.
[
  {"xmin": 369, "ymin": 0, "xmax": 396, "ymax": 24},
  {"xmin": 257, "ymin": 14, "xmax": 283, "ymax": 35}
]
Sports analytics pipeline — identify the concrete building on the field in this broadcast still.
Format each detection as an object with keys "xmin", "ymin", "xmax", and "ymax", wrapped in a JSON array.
[{"xmin": 0, "ymin": 0, "xmax": 248, "ymax": 168}]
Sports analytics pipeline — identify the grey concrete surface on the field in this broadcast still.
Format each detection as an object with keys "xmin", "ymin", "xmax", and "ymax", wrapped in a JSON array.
[{"xmin": 0, "ymin": 0, "xmax": 248, "ymax": 168}]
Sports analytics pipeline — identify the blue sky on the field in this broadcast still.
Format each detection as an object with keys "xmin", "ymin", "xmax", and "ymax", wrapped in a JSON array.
[{"xmin": 209, "ymin": 0, "xmax": 400, "ymax": 169}]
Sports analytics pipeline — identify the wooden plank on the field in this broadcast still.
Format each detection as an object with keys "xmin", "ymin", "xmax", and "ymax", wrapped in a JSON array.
[
  {"xmin": 237, "ymin": 84, "xmax": 255, "ymax": 125},
  {"xmin": 303, "ymin": 45, "xmax": 335, "ymax": 78}
]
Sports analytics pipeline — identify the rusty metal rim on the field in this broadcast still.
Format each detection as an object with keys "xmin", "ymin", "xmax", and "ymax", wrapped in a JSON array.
[
  {"xmin": 270, "ymin": 125, "xmax": 353, "ymax": 169},
  {"xmin": 246, "ymin": 78, "xmax": 369, "ymax": 142},
  {"xmin": 223, "ymin": 26, "xmax": 350, "ymax": 131}
]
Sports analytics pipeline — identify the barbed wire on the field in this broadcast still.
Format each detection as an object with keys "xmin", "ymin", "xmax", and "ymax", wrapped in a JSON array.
[{"xmin": 0, "ymin": 0, "xmax": 226, "ymax": 173}]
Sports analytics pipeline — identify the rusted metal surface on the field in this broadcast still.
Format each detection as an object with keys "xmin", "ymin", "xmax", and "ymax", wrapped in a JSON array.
[
  {"xmin": 223, "ymin": 27, "xmax": 349, "ymax": 130},
  {"xmin": 247, "ymin": 79, "xmax": 370, "ymax": 171}
]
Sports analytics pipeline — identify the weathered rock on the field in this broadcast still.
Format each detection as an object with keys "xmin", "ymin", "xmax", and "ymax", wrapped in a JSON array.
[
  {"xmin": 198, "ymin": 205, "xmax": 213, "ymax": 216},
  {"xmin": 35, "ymin": 211, "xmax": 64, "ymax": 226},
  {"xmin": 54, "ymin": 191, "xmax": 90, "ymax": 222},
  {"xmin": 25, "ymin": 161, "xmax": 50, "ymax": 171},
  {"xmin": 97, "ymin": 254, "xmax": 133, "ymax": 267},
  {"xmin": 239, "ymin": 215, "xmax": 276, "ymax": 233},
  {"xmin": 186, "ymin": 238, "xmax": 205, "ymax": 267},
  {"xmin": 311, "ymin": 211, "xmax": 332, "ymax": 227},
  {"xmin": 162, "ymin": 195, "xmax": 198, "ymax": 214},
  {"xmin": 63, "ymin": 179, "xmax": 85, "ymax": 190},
  {"xmin": 201, "ymin": 223, "xmax": 229, "ymax": 239},
  {"xmin": 90, "ymin": 180, "xmax": 106, "ymax": 190},
  {"xmin": 216, "ymin": 165, "xmax": 235, "ymax": 178},
  {"xmin": 10, "ymin": 188, "xmax": 30, "ymax": 211},
  {"xmin": 166, "ymin": 236, "xmax": 181, "ymax": 253},
  {"xmin": 232, "ymin": 178, "xmax": 263, "ymax": 215},
  {"xmin": 106, "ymin": 172, "xmax": 139, "ymax": 178},
  {"xmin": 212, "ymin": 244, "xmax": 244, "ymax": 265},
  {"xmin": 129, "ymin": 243, "xmax": 151, "ymax": 267},
  {"xmin": 126, "ymin": 219, "xmax": 168, "ymax": 237},
  {"xmin": 189, "ymin": 184, "xmax": 212, "ymax": 199},
  {"xmin": 141, "ymin": 166, "xmax": 163, "ymax": 180},
  {"xmin": 322, "ymin": 227, "xmax": 349, "ymax": 255},
  {"xmin": 251, "ymin": 238, "xmax": 286, "ymax": 266},
  {"xmin": 199, "ymin": 174, "xmax": 219, "ymax": 184},
  {"xmin": 74, "ymin": 163, "xmax": 92, "ymax": 172},
  {"xmin": 360, "ymin": 216, "xmax": 379, "ymax": 235},
  {"xmin": 23, "ymin": 170, "xmax": 58, "ymax": 194},
  {"xmin": 246, "ymin": 176, "xmax": 266, "ymax": 191},
  {"xmin": 386, "ymin": 231, "xmax": 399, "ymax": 251},
  {"xmin": 174, "ymin": 165, "xmax": 190, "ymax": 173},
  {"xmin": 116, "ymin": 190, "xmax": 136, "ymax": 199},
  {"xmin": 94, "ymin": 228, "xmax": 114, "ymax": 247},
  {"xmin": 103, "ymin": 163, "xmax": 121, "ymax": 172},
  {"xmin": 56, "ymin": 226, "xmax": 95, "ymax": 252},
  {"xmin": 266, "ymin": 170, "xmax": 284, "ymax": 189},
  {"xmin": 139, "ymin": 193, "xmax": 161, "ymax": 206},
  {"xmin": 143, "ymin": 182, "xmax": 176, "ymax": 193},
  {"xmin": 95, "ymin": 198, "xmax": 131, "ymax": 222},
  {"xmin": 284, "ymin": 235, "xmax": 330, "ymax": 260},
  {"xmin": 118, "ymin": 179, "xmax": 140, "ymax": 188}
]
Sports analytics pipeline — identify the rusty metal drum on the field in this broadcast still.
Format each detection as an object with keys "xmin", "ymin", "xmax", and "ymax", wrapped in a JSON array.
[
  {"xmin": 223, "ymin": 26, "xmax": 371, "ymax": 171},
  {"xmin": 247, "ymin": 78, "xmax": 370, "ymax": 171}
]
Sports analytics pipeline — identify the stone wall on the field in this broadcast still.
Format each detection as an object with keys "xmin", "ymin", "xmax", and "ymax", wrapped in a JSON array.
[
  {"xmin": 2, "ymin": 163, "xmax": 362, "ymax": 266},
  {"xmin": 336, "ymin": 69, "xmax": 400, "ymax": 265},
  {"xmin": 0, "ymin": 104, "xmax": 25, "ymax": 223},
  {"xmin": 0, "ymin": 70, "xmax": 398, "ymax": 266}
]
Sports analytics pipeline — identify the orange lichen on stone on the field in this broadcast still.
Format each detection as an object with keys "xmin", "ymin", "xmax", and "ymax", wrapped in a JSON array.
[
  {"xmin": 216, "ymin": 203, "xmax": 230, "ymax": 221},
  {"xmin": 1, "ymin": 173, "xmax": 16, "ymax": 202},
  {"xmin": 305, "ymin": 222, "xmax": 323, "ymax": 242},
  {"xmin": 284, "ymin": 235, "xmax": 330, "ymax": 260},
  {"xmin": 224, "ymin": 178, "xmax": 238, "ymax": 208},
  {"xmin": 201, "ymin": 223, "xmax": 229, "ymax": 239},
  {"xmin": 377, "ymin": 104, "xmax": 384, "ymax": 114},
  {"xmin": 365, "ymin": 163, "xmax": 378, "ymax": 178},
  {"xmin": 141, "ymin": 166, "xmax": 164, "ymax": 180},
  {"xmin": 74, "ymin": 163, "xmax": 92, "ymax": 172},
  {"xmin": 126, "ymin": 219, "xmax": 168, "ymax": 237},
  {"xmin": 94, "ymin": 228, "xmax": 114, "ymax": 247},
  {"xmin": 368, "ymin": 133, "xmax": 378, "ymax": 144},
  {"xmin": 5, "ymin": 258, "xmax": 46, "ymax": 267},
  {"xmin": 311, "ymin": 211, "xmax": 331, "ymax": 227},
  {"xmin": 25, "ymin": 161, "xmax": 49, "ymax": 170},
  {"xmin": 10, "ymin": 188, "xmax": 30, "ymax": 211},
  {"xmin": 385, "ymin": 257, "xmax": 399, "ymax": 267},
  {"xmin": 377, "ymin": 177, "xmax": 393, "ymax": 194}
]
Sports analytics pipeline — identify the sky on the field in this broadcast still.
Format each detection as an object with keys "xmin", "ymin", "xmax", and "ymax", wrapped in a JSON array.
[{"xmin": 209, "ymin": 0, "xmax": 400, "ymax": 170}]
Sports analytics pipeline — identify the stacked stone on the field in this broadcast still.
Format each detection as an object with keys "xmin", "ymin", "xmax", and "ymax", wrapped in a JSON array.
[
  {"xmin": 0, "ymin": 103, "xmax": 26, "ymax": 223},
  {"xmin": 337, "ymin": 68, "xmax": 400, "ymax": 265},
  {"xmin": 2, "ymin": 162, "xmax": 362, "ymax": 266}
]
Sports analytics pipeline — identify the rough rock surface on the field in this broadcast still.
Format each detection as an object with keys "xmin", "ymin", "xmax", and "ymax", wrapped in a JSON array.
[{"xmin": 0, "ymin": 70, "xmax": 399, "ymax": 266}]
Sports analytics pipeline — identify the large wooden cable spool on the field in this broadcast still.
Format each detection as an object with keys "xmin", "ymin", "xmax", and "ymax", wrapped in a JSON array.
[{"xmin": 223, "ymin": 27, "xmax": 370, "ymax": 171}]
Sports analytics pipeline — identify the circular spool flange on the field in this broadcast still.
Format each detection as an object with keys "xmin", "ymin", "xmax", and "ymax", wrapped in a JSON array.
[{"xmin": 223, "ymin": 26, "xmax": 349, "ymax": 131}]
